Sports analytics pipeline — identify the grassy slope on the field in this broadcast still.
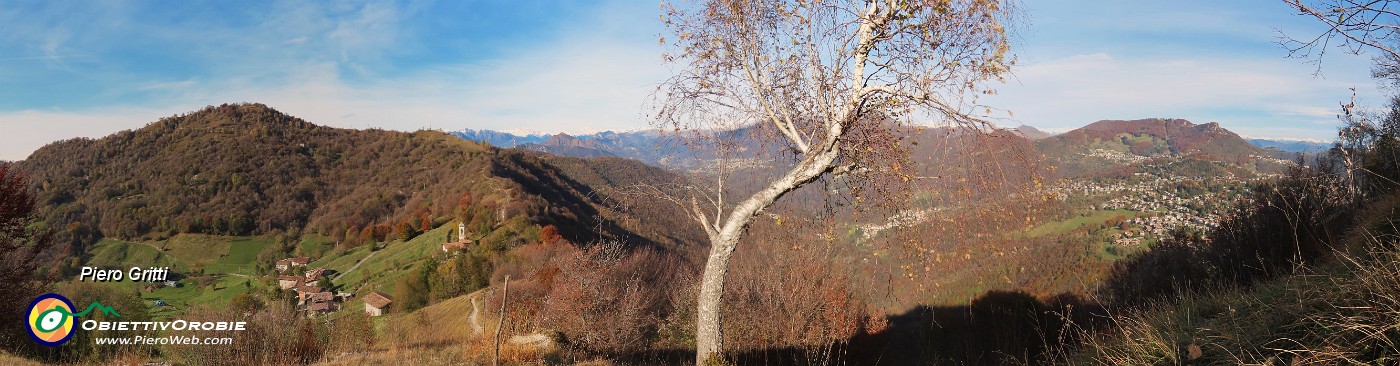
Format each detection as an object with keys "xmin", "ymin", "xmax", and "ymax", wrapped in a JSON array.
[
  {"xmin": 319, "ymin": 290, "xmax": 553, "ymax": 366},
  {"xmin": 1078, "ymin": 251, "xmax": 1400, "ymax": 365},
  {"xmin": 1024, "ymin": 209, "xmax": 1135, "ymax": 238},
  {"xmin": 1077, "ymin": 198, "xmax": 1400, "ymax": 366},
  {"xmin": 81, "ymin": 223, "xmax": 458, "ymax": 316},
  {"xmin": 82, "ymin": 235, "xmax": 277, "ymax": 319},
  {"xmin": 85, "ymin": 238, "xmax": 184, "ymax": 271},
  {"xmin": 309, "ymin": 245, "xmax": 372, "ymax": 277},
  {"xmin": 153, "ymin": 234, "xmax": 274, "ymax": 275},
  {"xmin": 383, "ymin": 293, "xmax": 480, "ymax": 346},
  {"xmin": 296, "ymin": 234, "xmax": 336, "ymax": 258},
  {"xmin": 335, "ymin": 223, "xmax": 455, "ymax": 293}
]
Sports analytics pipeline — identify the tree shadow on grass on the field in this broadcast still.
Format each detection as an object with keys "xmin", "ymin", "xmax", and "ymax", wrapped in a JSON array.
[{"xmin": 612, "ymin": 290, "xmax": 1107, "ymax": 366}]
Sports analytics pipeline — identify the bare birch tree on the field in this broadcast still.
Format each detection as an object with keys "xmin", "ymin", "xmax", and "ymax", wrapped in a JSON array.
[
  {"xmin": 1281, "ymin": 0, "xmax": 1400, "ymax": 79},
  {"xmin": 1281, "ymin": 0, "xmax": 1400, "ymax": 198},
  {"xmin": 653, "ymin": 0, "xmax": 1018, "ymax": 363}
]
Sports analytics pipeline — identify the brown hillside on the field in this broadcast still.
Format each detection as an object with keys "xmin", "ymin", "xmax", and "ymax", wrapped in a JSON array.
[
  {"xmin": 16, "ymin": 103, "xmax": 701, "ymax": 261},
  {"xmin": 1041, "ymin": 118, "xmax": 1264, "ymax": 160},
  {"xmin": 1035, "ymin": 118, "xmax": 1284, "ymax": 177}
]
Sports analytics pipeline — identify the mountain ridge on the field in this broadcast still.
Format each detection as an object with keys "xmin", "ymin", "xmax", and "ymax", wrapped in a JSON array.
[
  {"xmin": 1040, "ymin": 118, "xmax": 1268, "ymax": 157},
  {"xmin": 15, "ymin": 103, "xmax": 703, "ymax": 267},
  {"xmin": 1247, "ymin": 138, "xmax": 1332, "ymax": 153},
  {"xmin": 1030, "ymin": 118, "xmax": 1289, "ymax": 178}
]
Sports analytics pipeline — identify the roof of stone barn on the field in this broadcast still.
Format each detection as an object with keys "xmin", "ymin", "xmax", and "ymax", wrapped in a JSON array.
[
  {"xmin": 305, "ymin": 267, "xmax": 327, "ymax": 281},
  {"xmin": 306, "ymin": 292, "xmax": 335, "ymax": 303},
  {"xmin": 278, "ymin": 257, "xmax": 311, "ymax": 265},
  {"xmin": 308, "ymin": 301, "xmax": 334, "ymax": 312},
  {"xmin": 364, "ymin": 291, "xmax": 393, "ymax": 308}
]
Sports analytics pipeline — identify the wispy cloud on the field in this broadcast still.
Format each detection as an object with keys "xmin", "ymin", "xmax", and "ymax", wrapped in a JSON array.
[
  {"xmin": 135, "ymin": 79, "xmax": 199, "ymax": 92},
  {"xmin": 0, "ymin": 0, "xmax": 669, "ymax": 160},
  {"xmin": 988, "ymin": 51, "xmax": 1382, "ymax": 141}
]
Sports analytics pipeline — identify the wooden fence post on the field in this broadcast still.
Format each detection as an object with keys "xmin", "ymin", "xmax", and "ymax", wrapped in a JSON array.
[{"xmin": 493, "ymin": 275, "xmax": 510, "ymax": 366}]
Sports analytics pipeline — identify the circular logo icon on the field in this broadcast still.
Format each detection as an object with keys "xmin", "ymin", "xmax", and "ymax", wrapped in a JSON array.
[{"xmin": 27, "ymin": 293, "xmax": 76, "ymax": 347}]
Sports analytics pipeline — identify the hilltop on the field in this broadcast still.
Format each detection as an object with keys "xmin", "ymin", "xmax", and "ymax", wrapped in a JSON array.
[
  {"xmin": 1014, "ymin": 125, "xmax": 1055, "ymax": 140},
  {"xmin": 1034, "ymin": 118, "xmax": 1290, "ymax": 178},
  {"xmin": 1040, "ymin": 118, "xmax": 1264, "ymax": 160},
  {"xmin": 16, "ymin": 104, "xmax": 702, "ymax": 273}
]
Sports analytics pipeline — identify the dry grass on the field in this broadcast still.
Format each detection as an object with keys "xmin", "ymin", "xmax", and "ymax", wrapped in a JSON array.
[
  {"xmin": 382, "ymin": 293, "xmax": 481, "ymax": 349},
  {"xmin": 317, "ymin": 347, "xmax": 479, "ymax": 366},
  {"xmin": 1076, "ymin": 234, "xmax": 1400, "ymax": 365},
  {"xmin": 337, "ymin": 288, "xmax": 558, "ymax": 366},
  {"xmin": 0, "ymin": 352, "xmax": 46, "ymax": 366},
  {"xmin": 0, "ymin": 351, "xmax": 166, "ymax": 366},
  {"xmin": 315, "ymin": 334, "xmax": 552, "ymax": 366}
]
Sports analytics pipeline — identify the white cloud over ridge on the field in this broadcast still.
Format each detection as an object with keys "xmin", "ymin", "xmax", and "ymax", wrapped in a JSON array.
[
  {"xmin": 986, "ymin": 51, "xmax": 1383, "ymax": 142},
  {"xmin": 0, "ymin": 1, "xmax": 670, "ymax": 161}
]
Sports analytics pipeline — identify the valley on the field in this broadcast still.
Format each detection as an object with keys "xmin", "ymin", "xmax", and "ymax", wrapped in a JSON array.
[
  {"xmin": 3, "ymin": 105, "xmax": 1303, "ymax": 364},
  {"xmin": 2, "ymin": 1, "xmax": 1395, "ymax": 365}
]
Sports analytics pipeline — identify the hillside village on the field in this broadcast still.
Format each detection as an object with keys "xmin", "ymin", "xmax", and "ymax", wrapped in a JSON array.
[
  {"xmin": 264, "ymin": 221, "xmax": 487, "ymax": 319},
  {"xmin": 1045, "ymin": 149, "xmax": 1276, "ymax": 247}
]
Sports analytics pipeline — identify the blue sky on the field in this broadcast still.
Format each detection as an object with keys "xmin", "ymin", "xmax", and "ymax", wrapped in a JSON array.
[{"xmin": 0, "ymin": 0, "xmax": 1387, "ymax": 160}]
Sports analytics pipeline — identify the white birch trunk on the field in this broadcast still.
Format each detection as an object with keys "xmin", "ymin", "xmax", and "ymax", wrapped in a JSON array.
[{"xmin": 694, "ymin": 145, "xmax": 840, "ymax": 364}]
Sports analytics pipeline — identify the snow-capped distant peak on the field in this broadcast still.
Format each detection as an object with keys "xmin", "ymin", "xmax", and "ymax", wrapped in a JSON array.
[
  {"xmin": 499, "ymin": 128, "xmax": 553, "ymax": 138},
  {"xmin": 1241, "ymin": 136, "xmax": 1331, "ymax": 144}
]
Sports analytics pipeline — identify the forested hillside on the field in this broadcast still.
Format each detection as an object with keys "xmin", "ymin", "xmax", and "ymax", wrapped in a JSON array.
[
  {"xmin": 16, "ymin": 103, "xmax": 702, "ymax": 267},
  {"xmin": 1036, "ymin": 118, "xmax": 1290, "ymax": 178}
]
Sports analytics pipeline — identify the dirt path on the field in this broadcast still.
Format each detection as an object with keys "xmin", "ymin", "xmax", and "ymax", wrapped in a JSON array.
[
  {"xmin": 334, "ymin": 249, "xmax": 380, "ymax": 282},
  {"xmin": 469, "ymin": 294, "xmax": 484, "ymax": 335}
]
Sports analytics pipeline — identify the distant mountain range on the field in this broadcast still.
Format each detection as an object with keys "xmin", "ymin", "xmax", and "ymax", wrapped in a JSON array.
[
  {"xmin": 448, "ymin": 129, "xmax": 699, "ymax": 168},
  {"xmin": 448, "ymin": 129, "xmax": 552, "ymax": 147},
  {"xmin": 1246, "ymin": 138, "xmax": 1332, "ymax": 154},
  {"xmin": 450, "ymin": 121, "xmax": 1324, "ymax": 171}
]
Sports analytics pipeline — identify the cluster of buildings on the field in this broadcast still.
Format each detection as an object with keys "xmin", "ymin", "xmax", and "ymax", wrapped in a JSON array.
[
  {"xmin": 275, "ymin": 258, "xmax": 345, "ymax": 317},
  {"xmin": 1047, "ymin": 166, "xmax": 1259, "ymax": 246},
  {"xmin": 1081, "ymin": 148, "xmax": 1153, "ymax": 164},
  {"xmin": 1092, "ymin": 175, "xmax": 1242, "ymax": 242},
  {"xmin": 1110, "ymin": 212, "xmax": 1221, "ymax": 246},
  {"xmin": 262, "ymin": 224, "xmax": 481, "ymax": 318}
]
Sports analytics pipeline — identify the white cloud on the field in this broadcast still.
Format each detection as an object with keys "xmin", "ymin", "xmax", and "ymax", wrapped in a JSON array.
[
  {"xmin": 987, "ymin": 52, "xmax": 1383, "ymax": 140},
  {"xmin": 0, "ymin": 2, "xmax": 670, "ymax": 161},
  {"xmin": 0, "ymin": 107, "xmax": 178, "ymax": 161},
  {"xmin": 1274, "ymin": 105, "xmax": 1342, "ymax": 121}
]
